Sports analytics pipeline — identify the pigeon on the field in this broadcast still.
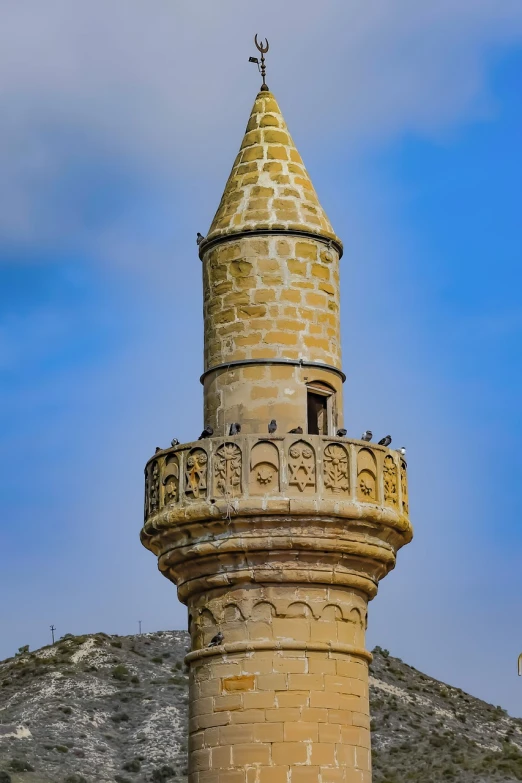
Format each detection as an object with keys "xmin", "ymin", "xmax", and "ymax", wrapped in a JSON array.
[
  {"xmin": 198, "ymin": 426, "xmax": 214, "ymax": 440},
  {"xmin": 196, "ymin": 232, "xmax": 205, "ymax": 246},
  {"xmin": 155, "ymin": 447, "xmax": 162, "ymax": 453},
  {"xmin": 171, "ymin": 438, "xmax": 180, "ymax": 447},
  {"xmin": 336, "ymin": 428, "xmax": 347, "ymax": 437},
  {"xmin": 229, "ymin": 422, "xmax": 241, "ymax": 436},
  {"xmin": 361, "ymin": 430, "xmax": 372, "ymax": 442},
  {"xmin": 288, "ymin": 426, "xmax": 303, "ymax": 434},
  {"xmin": 378, "ymin": 435, "xmax": 392, "ymax": 447},
  {"xmin": 208, "ymin": 631, "xmax": 224, "ymax": 648},
  {"xmin": 398, "ymin": 446, "xmax": 406, "ymax": 457},
  {"xmin": 268, "ymin": 419, "xmax": 277, "ymax": 434}
]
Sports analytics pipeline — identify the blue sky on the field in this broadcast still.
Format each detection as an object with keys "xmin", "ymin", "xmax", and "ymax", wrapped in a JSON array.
[{"xmin": 1, "ymin": 1, "xmax": 521, "ymax": 717}]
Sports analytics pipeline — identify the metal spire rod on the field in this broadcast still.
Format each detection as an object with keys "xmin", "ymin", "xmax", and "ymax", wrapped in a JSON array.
[{"xmin": 249, "ymin": 34, "xmax": 270, "ymax": 92}]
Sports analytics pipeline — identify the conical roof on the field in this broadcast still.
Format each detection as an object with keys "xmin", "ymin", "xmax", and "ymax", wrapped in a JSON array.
[{"xmin": 205, "ymin": 90, "xmax": 342, "ymax": 250}]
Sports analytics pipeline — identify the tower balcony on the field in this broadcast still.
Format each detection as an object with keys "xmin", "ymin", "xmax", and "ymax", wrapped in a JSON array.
[{"xmin": 141, "ymin": 435, "xmax": 412, "ymax": 604}]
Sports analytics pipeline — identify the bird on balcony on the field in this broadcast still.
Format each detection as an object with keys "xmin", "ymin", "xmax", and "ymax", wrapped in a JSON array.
[
  {"xmin": 196, "ymin": 232, "xmax": 205, "ymax": 245},
  {"xmin": 336, "ymin": 428, "xmax": 347, "ymax": 437},
  {"xmin": 268, "ymin": 419, "xmax": 277, "ymax": 434},
  {"xmin": 208, "ymin": 631, "xmax": 224, "ymax": 647},
  {"xmin": 398, "ymin": 446, "xmax": 406, "ymax": 457},
  {"xmin": 288, "ymin": 426, "xmax": 303, "ymax": 434},
  {"xmin": 378, "ymin": 435, "xmax": 392, "ymax": 447},
  {"xmin": 361, "ymin": 430, "xmax": 372, "ymax": 441},
  {"xmin": 171, "ymin": 438, "xmax": 180, "ymax": 447},
  {"xmin": 198, "ymin": 426, "xmax": 213, "ymax": 440},
  {"xmin": 229, "ymin": 422, "xmax": 241, "ymax": 435}
]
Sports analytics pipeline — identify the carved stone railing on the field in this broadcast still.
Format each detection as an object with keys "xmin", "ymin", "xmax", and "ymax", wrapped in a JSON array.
[
  {"xmin": 141, "ymin": 435, "xmax": 412, "ymax": 603},
  {"xmin": 143, "ymin": 435, "xmax": 409, "ymax": 524}
]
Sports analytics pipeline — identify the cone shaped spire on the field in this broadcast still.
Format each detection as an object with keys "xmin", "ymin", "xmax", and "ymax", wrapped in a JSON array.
[{"xmin": 205, "ymin": 91, "xmax": 342, "ymax": 251}]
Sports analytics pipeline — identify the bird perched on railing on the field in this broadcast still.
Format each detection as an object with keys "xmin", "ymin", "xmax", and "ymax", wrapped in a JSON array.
[
  {"xmin": 171, "ymin": 438, "xmax": 179, "ymax": 447},
  {"xmin": 361, "ymin": 430, "xmax": 372, "ymax": 441},
  {"xmin": 398, "ymin": 446, "xmax": 406, "ymax": 457},
  {"xmin": 198, "ymin": 426, "xmax": 213, "ymax": 440},
  {"xmin": 288, "ymin": 426, "xmax": 303, "ymax": 434},
  {"xmin": 268, "ymin": 419, "xmax": 277, "ymax": 434},
  {"xmin": 336, "ymin": 428, "xmax": 347, "ymax": 437},
  {"xmin": 378, "ymin": 435, "xmax": 392, "ymax": 447},
  {"xmin": 229, "ymin": 422, "xmax": 241, "ymax": 435},
  {"xmin": 196, "ymin": 232, "xmax": 205, "ymax": 246},
  {"xmin": 208, "ymin": 631, "xmax": 224, "ymax": 648}
]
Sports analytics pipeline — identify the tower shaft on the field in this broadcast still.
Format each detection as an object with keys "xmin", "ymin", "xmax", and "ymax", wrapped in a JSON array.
[{"xmin": 141, "ymin": 86, "xmax": 412, "ymax": 783}]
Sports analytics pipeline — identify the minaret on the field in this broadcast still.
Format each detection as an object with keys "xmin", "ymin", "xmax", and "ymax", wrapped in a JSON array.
[{"xmin": 141, "ymin": 62, "xmax": 413, "ymax": 783}]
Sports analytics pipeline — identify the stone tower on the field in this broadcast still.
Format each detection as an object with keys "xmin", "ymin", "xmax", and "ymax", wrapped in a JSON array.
[{"xmin": 141, "ymin": 84, "xmax": 413, "ymax": 783}]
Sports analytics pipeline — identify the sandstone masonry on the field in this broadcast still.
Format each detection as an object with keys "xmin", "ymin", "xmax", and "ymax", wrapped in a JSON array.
[{"xmin": 141, "ymin": 87, "xmax": 413, "ymax": 783}]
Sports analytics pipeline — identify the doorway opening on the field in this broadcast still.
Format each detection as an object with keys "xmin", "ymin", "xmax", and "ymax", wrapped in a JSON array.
[{"xmin": 306, "ymin": 382, "xmax": 335, "ymax": 435}]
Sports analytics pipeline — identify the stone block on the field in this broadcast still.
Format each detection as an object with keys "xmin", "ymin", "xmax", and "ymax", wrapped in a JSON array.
[
  {"xmin": 252, "ymin": 722, "xmax": 284, "ymax": 743},
  {"xmin": 263, "ymin": 331, "xmax": 298, "ymax": 346},
  {"xmin": 232, "ymin": 743, "xmax": 271, "ymax": 765},
  {"xmin": 290, "ymin": 767, "xmax": 321, "ymax": 783},
  {"xmin": 210, "ymin": 745, "xmax": 231, "ymax": 767},
  {"xmin": 272, "ymin": 657, "xmax": 307, "ymax": 674},
  {"xmin": 276, "ymin": 690, "xmax": 309, "ymax": 708},
  {"xmin": 231, "ymin": 709, "xmax": 266, "ymax": 724},
  {"xmin": 242, "ymin": 690, "xmax": 276, "ymax": 710},
  {"xmin": 241, "ymin": 146, "xmax": 264, "ymax": 162},
  {"xmin": 319, "ymin": 282, "xmax": 335, "ymax": 295},
  {"xmin": 219, "ymin": 724, "xmax": 254, "ymax": 745},
  {"xmin": 284, "ymin": 721, "xmax": 319, "ymax": 742},
  {"xmin": 287, "ymin": 259, "xmax": 307, "ymax": 275},
  {"xmin": 295, "ymin": 241, "xmax": 318, "ymax": 260},
  {"xmin": 259, "ymin": 767, "xmax": 288, "ymax": 783},
  {"xmin": 267, "ymin": 145, "xmax": 288, "ymax": 160},
  {"xmin": 272, "ymin": 742, "xmax": 308, "ymax": 765},
  {"xmin": 260, "ymin": 113, "xmax": 280, "ymax": 127},
  {"xmin": 213, "ymin": 694, "xmax": 242, "ymax": 712},
  {"xmin": 263, "ymin": 129, "xmax": 290, "ymax": 144},
  {"xmin": 256, "ymin": 673, "xmax": 287, "ymax": 691},
  {"xmin": 287, "ymin": 673, "xmax": 324, "ymax": 691},
  {"xmin": 311, "ymin": 264, "xmax": 330, "ymax": 280},
  {"xmin": 266, "ymin": 708, "xmax": 300, "ymax": 723}
]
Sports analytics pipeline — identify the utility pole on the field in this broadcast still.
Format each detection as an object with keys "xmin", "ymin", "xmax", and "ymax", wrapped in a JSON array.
[
  {"xmin": 138, "ymin": 620, "xmax": 142, "ymax": 636},
  {"xmin": 50, "ymin": 625, "xmax": 56, "ymax": 645}
]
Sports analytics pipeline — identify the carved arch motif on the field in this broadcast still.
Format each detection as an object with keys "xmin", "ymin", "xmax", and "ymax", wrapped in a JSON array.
[
  {"xmin": 185, "ymin": 448, "xmax": 208, "ymax": 500},
  {"xmin": 321, "ymin": 604, "xmax": 343, "ymax": 622},
  {"xmin": 214, "ymin": 442, "xmax": 242, "ymax": 497},
  {"xmin": 199, "ymin": 608, "xmax": 217, "ymax": 628},
  {"xmin": 323, "ymin": 443, "xmax": 349, "ymax": 494},
  {"xmin": 357, "ymin": 448, "xmax": 378, "ymax": 502},
  {"xmin": 383, "ymin": 455, "xmax": 399, "ymax": 507},
  {"xmin": 251, "ymin": 602, "xmax": 277, "ymax": 621},
  {"xmin": 162, "ymin": 454, "xmax": 179, "ymax": 505},
  {"xmin": 144, "ymin": 470, "xmax": 149, "ymax": 521},
  {"xmin": 288, "ymin": 440, "xmax": 316, "ymax": 493},
  {"xmin": 347, "ymin": 607, "xmax": 364, "ymax": 627},
  {"xmin": 286, "ymin": 602, "xmax": 313, "ymax": 618},
  {"xmin": 223, "ymin": 604, "xmax": 245, "ymax": 623},
  {"xmin": 148, "ymin": 460, "xmax": 160, "ymax": 514},
  {"xmin": 400, "ymin": 459, "xmax": 409, "ymax": 514},
  {"xmin": 249, "ymin": 441, "xmax": 280, "ymax": 494}
]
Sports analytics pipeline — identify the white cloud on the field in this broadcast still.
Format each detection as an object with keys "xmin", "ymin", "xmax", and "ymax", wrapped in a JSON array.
[{"xmin": 0, "ymin": 0, "xmax": 521, "ymax": 254}]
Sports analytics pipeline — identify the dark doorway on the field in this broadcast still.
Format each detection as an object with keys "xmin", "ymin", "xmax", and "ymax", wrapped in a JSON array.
[{"xmin": 307, "ymin": 391, "xmax": 328, "ymax": 435}]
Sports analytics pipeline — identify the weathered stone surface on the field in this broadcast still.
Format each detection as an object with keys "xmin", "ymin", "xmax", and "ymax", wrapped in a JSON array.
[
  {"xmin": 204, "ymin": 91, "xmax": 342, "ymax": 247},
  {"xmin": 140, "ymin": 83, "xmax": 413, "ymax": 783}
]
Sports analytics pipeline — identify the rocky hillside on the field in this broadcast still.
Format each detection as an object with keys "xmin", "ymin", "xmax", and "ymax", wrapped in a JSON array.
[{"xmin": 0, "ymin": 632, "xmax": 521, "ymax": 783}]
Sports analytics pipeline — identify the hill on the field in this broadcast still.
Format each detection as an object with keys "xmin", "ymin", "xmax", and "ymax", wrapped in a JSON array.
[{"xmin": 0, "ymin": 632, "xmax": 521, "ymax": 783}]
